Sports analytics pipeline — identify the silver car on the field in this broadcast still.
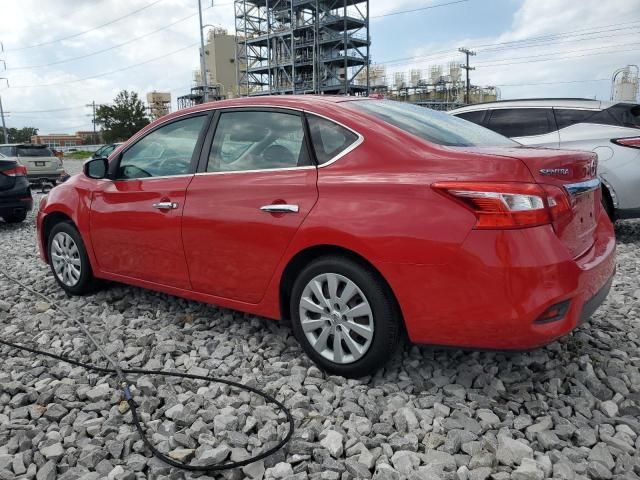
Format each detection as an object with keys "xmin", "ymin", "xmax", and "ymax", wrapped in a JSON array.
[
  {"xmin": 450, "ymin": 99, "xmax": 640, "ymax": 220},
  {"xmin": 0, "ymin": 144, "xmax": 66, "ymax": 185}
]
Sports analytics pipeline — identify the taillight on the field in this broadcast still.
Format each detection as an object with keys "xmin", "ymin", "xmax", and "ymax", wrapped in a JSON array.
[
  {"xmin": 612, "ymin": 137, "xmax": 640, "ymax": 149},
  {"xmin": 2, "ymin": 165, "xmax": 28, "ymax": 177},
  {"xmin": 432, "ymin": 182, "xmax": 551, "ymax": 229}
]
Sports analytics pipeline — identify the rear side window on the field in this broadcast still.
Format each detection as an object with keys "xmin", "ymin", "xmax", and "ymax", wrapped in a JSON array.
[
  {"xmin": 455, "ymin": 110, "xmax": 486, "ymax": 125},
  {"xmin": 16, "ymin": 146, "xmax": 54, "ymax": 157},
  {"xmin": 346, "ymin": 100, "xmax": 516, "ymax": 147},
  {"xmin": 554, "ymin": 109, "xmax": 596, "ymax": 129},
  {"xmin": 0, "ymin": 146, "xmax": 14, "ymax": 156},
  {"xmin": 486, "ymin": 108, "xmax": 554, "ymax": 138},
  {"xmin": 307, "ymin": 114, "xmax": 359, "ymax": 164}
]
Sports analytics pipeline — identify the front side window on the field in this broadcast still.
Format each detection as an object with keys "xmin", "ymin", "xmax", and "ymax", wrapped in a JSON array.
[
  {"xmin": 117, "ymin": 115, "xmax": 206, "ymax": 180},
  {"xmin": 345, "ymin": 100, "xmax": 516, "ymax": 147},
  {"xmin": 207, "ymin": 111, "xmax": 310, "ymax": 172},
  {"xmin": 486, "ymin": 108, "xmax": 554, "ymax": 138},
  {"xmin": 307, "ymin": 114, "xmax": 359, "ymax": 164}
]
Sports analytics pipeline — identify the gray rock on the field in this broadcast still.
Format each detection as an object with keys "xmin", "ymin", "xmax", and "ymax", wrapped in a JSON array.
[
  {"xmin": 496, "ymin": 435, "xmax": 533, "ymax": 466},
  {"xmin": 36, "ymin": 460, "xmax": 57, "ymax": 480},
  {"xmin": 168, "ymin": 448, "xmax": 195, "ymax": 463},
  {"xmin": 85, "ymin": 383, "xmax": 111, "ymax": 402},
  {"xmin": 320, "ymin": 430, "xmax": 343, "ymax": 458},
  {"xmin": 600, "ymin": 400, "xmax": 619, "ymax": 418},
  {"xmin": 511, "ymin": 458, "xmax": 544, "ymax": 480},
  {"xmin": 345, "ymin": 458, "xmax": 372, "ymax": 479},
  {"xmin": 39, "ymin": 442, "xmax": 64, "ymax": 460}
]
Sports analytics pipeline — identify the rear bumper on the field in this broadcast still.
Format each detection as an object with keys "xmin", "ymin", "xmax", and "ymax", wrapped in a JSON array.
[
  {"xmin": 380, "ymin": 211, "xmax": 616, "ymax": 349},
  {"xmin": 27, "ymin": 171, "xmax": 66, "ymax": 184},
  {"xmin": 0, "ymin": 197, "xmax": 33, "ymax": 217}
]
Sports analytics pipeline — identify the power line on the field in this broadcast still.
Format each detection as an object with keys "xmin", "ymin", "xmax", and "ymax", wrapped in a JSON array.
[
  {"xmin": 4, "ymin": 106, "xmax": 86, "ymax": 113},
  {"xmin": 477, "ymin": 46, "xmax": 640, "ymax": 68},
  {"xmin": 9, "ymin": 42, "xmax": 199, "ymax": 88},
  {"xmin": 471, "ymin": 19, "xmax": 640, "ymax": 49},
  {"xmin": 5, "ymin": 0, "xmax": 166, "ymax": 52},
  {"xmin": 474, "ymin": 41, "xmax": 640, "ymax": 65},
  {"xmin": 494, "ymin": 78, "xmax": 610, "ymax": 87},
  {"xmin": 5, "ymin": 10, "xmax": 208, "ymax": 71},
  {"xmin": 371, "ymin": 0, "xmax": 469, "ymax": 18}
]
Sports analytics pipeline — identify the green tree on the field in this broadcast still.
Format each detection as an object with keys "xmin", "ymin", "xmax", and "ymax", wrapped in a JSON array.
[
  {"xmin": 95, "ymin": 90, "xmax": 149, "ymax": 143},
  {"xmin": 6, "ymin": 127, "xmax": 39, "ymax": 143}
]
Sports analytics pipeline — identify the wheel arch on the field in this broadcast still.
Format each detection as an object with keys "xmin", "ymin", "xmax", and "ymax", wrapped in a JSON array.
[
  {"xmin": 278, "ymin": 244, "xmax": 404, "ymax": 329},
  {"xmin": 41, "ymin": 211, "xmax": 76, "ymax": 263}
]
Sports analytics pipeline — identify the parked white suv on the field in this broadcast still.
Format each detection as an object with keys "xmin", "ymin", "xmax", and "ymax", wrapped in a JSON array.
[{"xmin": 450, "ymin": 99, "xmax": 640, "ymax": 220}]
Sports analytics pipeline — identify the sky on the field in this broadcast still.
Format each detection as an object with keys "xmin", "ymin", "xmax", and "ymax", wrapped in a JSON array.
[{"xmin": 0, "ymin": 0, "xmax": 639, "ymax": 134}]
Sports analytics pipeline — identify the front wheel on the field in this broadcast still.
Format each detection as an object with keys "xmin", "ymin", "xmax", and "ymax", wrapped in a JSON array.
[
  {"xmin": 290, "ymin": 256, "xmax": 401, "ymax": 377},
  {"xmin": 47, "ymin": 222, "xmax": 98, "ymax": 295}
]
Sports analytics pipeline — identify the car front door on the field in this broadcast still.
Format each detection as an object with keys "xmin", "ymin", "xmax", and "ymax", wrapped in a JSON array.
[
  {"xmin": 182, "ymin": 108, "xmax": 318, "ymax": 303},
  {"xmin": 89, "ymin": 113, "xmax": 210, "ymax": 289}
]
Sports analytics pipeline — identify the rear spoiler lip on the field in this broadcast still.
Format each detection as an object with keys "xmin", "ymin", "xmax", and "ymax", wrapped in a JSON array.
[{"xmin": 564, "ymin": 178, "xmax": 600, "ymax": 197}]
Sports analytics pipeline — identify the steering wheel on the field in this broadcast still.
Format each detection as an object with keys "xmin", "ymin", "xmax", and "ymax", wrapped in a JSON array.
[{"xmin": 261, "ymin": 145, "xmax": 295, "ymax": 168}]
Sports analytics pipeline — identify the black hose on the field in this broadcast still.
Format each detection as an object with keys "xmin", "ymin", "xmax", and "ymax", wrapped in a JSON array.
[{"xmin": 0, "ymin": 269, "xmax": 295, "ymax": 472}]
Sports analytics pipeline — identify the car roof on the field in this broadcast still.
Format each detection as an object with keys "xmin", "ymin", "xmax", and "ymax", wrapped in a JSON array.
[{"xmin": 450, "ymin": 98, "xmax": 618, "ymax": 114}]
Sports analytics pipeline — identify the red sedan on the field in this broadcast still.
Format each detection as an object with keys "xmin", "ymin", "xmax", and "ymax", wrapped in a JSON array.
[{"xmin": 37, "ymin": 96, "xmax": 616, "ymax": 377}]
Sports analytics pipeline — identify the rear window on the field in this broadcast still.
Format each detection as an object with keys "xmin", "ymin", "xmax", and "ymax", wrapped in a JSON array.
[
  {"xmin": 16, "ymin": 146, "xmax": 54, "ymax": 157},
  {"xmin": 605, "ymin": 103, "xmax": 640, "ymax": 128},
  {"xmin": 0, "ymin": 146, "xmax": 14, "ymax": 156},
  {"xmin": 486, "ymin": 108, "xmax": 555, "ymax": 137},
  {"xmin": 455, "ymin": 110, "xmax": 487, "ymax": 125},
  {"xmin": 347, "ymin": 100, "xmax": 516, "ymax": 147}
]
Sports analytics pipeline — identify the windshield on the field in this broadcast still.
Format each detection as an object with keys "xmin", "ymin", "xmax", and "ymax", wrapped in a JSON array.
[
  {"xmin": 17, "ymin": 146, "xmax": 54, "ymax": 157},
  {"xmin": 346, "ymin": 100, "xmax": 518, "ymax": 147}
]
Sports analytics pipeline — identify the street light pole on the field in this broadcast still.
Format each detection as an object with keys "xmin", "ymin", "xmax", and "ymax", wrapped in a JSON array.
[
  {"xmin": 0, "ymin": 78, "xmax": 9, "ymax": 144},
  {"xmin": 198, "ymin": 0, "xmax": 209, "ymax": 103}
]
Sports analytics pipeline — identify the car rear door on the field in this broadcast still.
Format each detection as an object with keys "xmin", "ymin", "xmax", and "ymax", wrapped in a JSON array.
[
  {"xmin": 485, "ymin": 108, "xmax": 560, "ymax": 147},
  {"xmin": 89, "ymin": 113, "xmax": 210, "ymax": 289},
  {"xmin": 181, "ymin": 107, "xmax": 318, "ymax": 303}
]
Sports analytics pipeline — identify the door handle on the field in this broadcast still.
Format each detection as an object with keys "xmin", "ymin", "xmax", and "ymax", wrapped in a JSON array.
[
  {"xmin": 260, "ymin": 204, "xmax": 299, "ymax": 213},
  {"xmin": 152, "ymin": 201, "xmax": 178, "ymax": 210}
]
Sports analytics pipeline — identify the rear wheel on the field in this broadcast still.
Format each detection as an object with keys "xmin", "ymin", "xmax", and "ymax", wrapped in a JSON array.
[
  {"xmin": 2, "ymin": 212, "xmax": 27, "ymax": 223},
  {"xmin": 290, "ymin": 256, "xmax": 401, "ymax": 377},
  {"xmin": 47, "ymin": 222, "xmax": 98, "ymax": 295}
]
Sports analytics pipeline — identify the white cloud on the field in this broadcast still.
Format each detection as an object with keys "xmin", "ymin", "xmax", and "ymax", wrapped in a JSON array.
[{"xmin": 0, "ymin": 0, "xmax": 638, "ymax": 134}]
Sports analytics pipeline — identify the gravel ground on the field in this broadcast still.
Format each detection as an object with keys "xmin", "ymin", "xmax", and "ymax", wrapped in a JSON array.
[{"xmin": 1, "ymin": 161, "xmax": 639, "ymax": 480}]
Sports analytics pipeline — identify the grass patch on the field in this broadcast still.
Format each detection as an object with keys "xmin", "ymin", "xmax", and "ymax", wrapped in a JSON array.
[{"xmin": 64, "ymin": 151, "xmax": 93, "ymax": 160}]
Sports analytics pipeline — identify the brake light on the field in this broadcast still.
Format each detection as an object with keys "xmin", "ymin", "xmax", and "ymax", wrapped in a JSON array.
[
  {"xmin": 432, "ymin": 182, "xmax": 551, "ymax": 229},
  {"xmin": 541, "ymin": 184, "xmax": 573, "ymax": 228},
  {"xmin": 2, "ymin": 165, "xmax": 28, "ymax": 177},
  {"xmin": 612, "ymin": 137, "xmax": 640, "ymax": 149}
]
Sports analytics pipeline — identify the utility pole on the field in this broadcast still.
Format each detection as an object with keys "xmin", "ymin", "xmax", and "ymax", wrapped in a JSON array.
[
  {"xmin": 86, "ymin": 101, "xmax": 97, "ymax": 142},
  {"xmin": 197, "ymin": 0, "xmax": 209, "ymax": 103},
  {"xmin": 0, "ymin": 77, "xmax": 8, "ymax": 144},
  {"xmin": 459, "ymin": 47, "xmax": 476, "ymax": 105}
]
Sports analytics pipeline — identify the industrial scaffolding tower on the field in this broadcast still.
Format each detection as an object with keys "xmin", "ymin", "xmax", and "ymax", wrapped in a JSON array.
[{"xmin": 235, "ymin": 0, "xmax": 370, "ymax": 96}]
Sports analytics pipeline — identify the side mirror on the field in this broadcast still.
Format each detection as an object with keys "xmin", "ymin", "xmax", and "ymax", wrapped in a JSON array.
[{"xmin": 84, "ymin": 157, "xmax": 109, "ymax": 179}]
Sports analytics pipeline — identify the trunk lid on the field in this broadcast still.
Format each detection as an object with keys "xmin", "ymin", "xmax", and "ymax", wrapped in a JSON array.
[{"xmin": 489, "ymin": 146, "xmax": 600, "ymax": 258}]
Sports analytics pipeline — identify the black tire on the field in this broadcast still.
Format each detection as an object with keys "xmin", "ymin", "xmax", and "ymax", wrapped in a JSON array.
[
  {"xmin": 2, "ymin": 212, "xmax": 27, "ymax": 223},
  {"xmin": 47, "ymin": 221, "xmax": 99, "ymax": 295},
  {"xmin": 290, "ymin": 255, "xmax": 401, "ymax": 378},
  {"xmin": 601, "ymin": 187, "xmax": 615, "ymax": 222}
]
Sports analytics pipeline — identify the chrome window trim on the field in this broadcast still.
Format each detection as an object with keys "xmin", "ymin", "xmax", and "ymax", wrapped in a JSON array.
[
  {"xmin": 191, "ymin": 105, "xmax": 364, "ymax": 175},
  {"xmin": 564, "ymin": 178, "xmax": 601, "ymax": 197},
  {"xmin": 113, "ymin": 173, "xmax": 194, "ymax": 182},
  {"xmin": 194, "ymin": 165, "xmax": 316, "ymax": 177}
]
